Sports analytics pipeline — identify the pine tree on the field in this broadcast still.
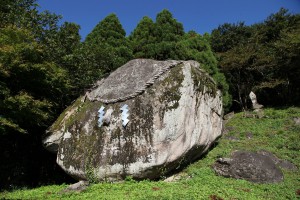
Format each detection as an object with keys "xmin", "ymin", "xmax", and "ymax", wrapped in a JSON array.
[
  {"xmin": 81, "ymin": 14, "xmax": 132, "ymax": 81},
  {"xmin": 154, "ymin": 9, "xmax": 184, "ymax": 60},
  {"xmin": 130, "ymin": 9, "xmax": 184, "ymax": 60},
  {"xmin": 129, "ymin": 16, "xmax": 156, "ymax": 58}
]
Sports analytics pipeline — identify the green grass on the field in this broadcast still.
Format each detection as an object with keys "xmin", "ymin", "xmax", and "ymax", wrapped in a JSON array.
[{"xmin": 1, "ymin": 107, "xmax": 299, "ymax": 199}]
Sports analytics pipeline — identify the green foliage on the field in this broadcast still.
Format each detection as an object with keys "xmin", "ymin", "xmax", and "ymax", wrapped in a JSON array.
[
  {"xmin": 130, "ymin": 9, "xmax": 184, "ymax": 60},
  {"xmin": 155, "ymin": 9, "xmax": 185, "ymax": 40},
  {"xmin": 2, "ymin": 108, "xmax": 299, "ymax": 199},
  {"xmin": 44, "ymin": 22, "xmax": 83, "ymax": 98},
  {"xmin": 211, "ymin": 8, "xmax": 300, "ymax": 110},
  {"xmin": 124, "ymin": 176, "xmax": 135, "ymax": 183},
  {"xmin": 153, "ymin": 9, "xmax": 185, "ymax": 60},
  {"xmin": 129, "ymin": 16, "xmax": 156, "ymax": 58},
  {"xmin": 0, "ymin": 0, "xmax": 38, "ymax": 28},
  {"xmin": 85, "ymin": 14, "xmax": 126, "ymax": 44},
  {"xmin": 65, "ymin": 14, "xmax": 134, "ymax": 93},
  {"xmin": 0, "ymin": 0, "xmax": 76, "ymax": 188},
  {"xmin": 0, "ymin": 117, "xmax": 26, "ymax": 134},
  {"xmin": 0, "ymin": 26, "xmax": 70, "ymax": 134},
  {"xmin": 44, "ymin": 22, "xmax": 81, "ymax": 64},
  {"xmin": 85, "ymin": 166, "xmax": 98, "ymax": 184},
  {"xmin": 211, "ymin": 22, "xmax": 252, "ymax": 52},
  {"xmin": 83, "ymin": 14, "xmax": 133, "ymax": 77},
  {"xmin": 0, "ymin": 0, "xmax": 82, "ymax": 100}
]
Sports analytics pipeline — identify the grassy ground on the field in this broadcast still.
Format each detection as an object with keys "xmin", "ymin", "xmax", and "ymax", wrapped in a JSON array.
[{"xmin": 1, "ymin": 107, "xmax": 299, "ymax": 200}]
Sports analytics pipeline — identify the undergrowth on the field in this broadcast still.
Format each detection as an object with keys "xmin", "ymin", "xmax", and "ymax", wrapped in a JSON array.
[{"xmin": 1, "ymin": 107, "xmax": 299, "ymax": 199}]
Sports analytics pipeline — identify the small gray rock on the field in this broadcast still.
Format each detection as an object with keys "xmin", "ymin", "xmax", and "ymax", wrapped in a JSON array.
[
  {"xmin": 224, "ymin": 135, "xmax": 239, "ymax": 141},
  {"xmin": 245, "ymin": 132, "xmax": 253, "ymax": 139},
  {"xmin": 62, "ymin": 181, "xmax": 89, "ymax": 193},
  {"xmin": 293, "ymin": 117, "xmax": 300, "ymax": 126},
  {"xmin": 223, "ymin": 112, "xmax": 234, "ymax": 120}
]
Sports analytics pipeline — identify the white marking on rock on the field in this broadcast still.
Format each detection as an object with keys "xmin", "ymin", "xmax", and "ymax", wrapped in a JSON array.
[
  {"xmin": 120, "ymin": 104, "xmax": 129, "ymax": 127},
  {"xmin": 98, "ymin": 106, "xmax": 105, "ymax": 127},
  {"xmin": 63, "ymin": 131, "xmax": 72, "ymax": 140}
]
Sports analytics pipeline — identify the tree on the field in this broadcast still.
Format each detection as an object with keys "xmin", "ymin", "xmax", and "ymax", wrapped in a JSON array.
[
  {"xmin": 43, "ymin": 22, "xmax": 82, "ymax": 99},
  {"xmin": 80, "ymin": 14, "xmax": 133, "ymax": 86},
  {"xmin": 129, "ymin": 16, "xmax": 156, "ymax": 58},
  {"xmin": 0, "ymin": 0, "xmax": 77, "ymax": 189},
  {"xmin": 211, "ymin": 22, "xmax": 252, "ymax": 53},
  {"xmin": 130, "ymin": 9, "xmax": 185, "ymax": 60},
  {"xmin": 0, "ymin": 25, "xmax": 74, "ymax": 188},
  {"xmin": 153, "ymin": 9, "xmax": 185, "ymax": 60},
  {"xmin": 0, "ymin": 0, "xmax": 38, "ymax": 28},
  {"xmin": 211, "ymin": 8, "xmax": 300, "ymax": 110},
  {"xmin": 0, "ymin": 28, "xmax": 71, "ymax": 136},
  {"xmin": 155, "ymin": 9, "xmax": 185, "ymax": 42}
]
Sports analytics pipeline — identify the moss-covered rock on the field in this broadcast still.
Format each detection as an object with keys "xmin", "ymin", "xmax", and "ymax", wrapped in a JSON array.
[{"xmin": 43, "ymin": 59, "xmax": 223, "ymax": 182}]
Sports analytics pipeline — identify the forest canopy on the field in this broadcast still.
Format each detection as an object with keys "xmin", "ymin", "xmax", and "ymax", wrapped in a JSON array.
[{"xmin": 211, "ymin": 8, "xmax": 300, "ymax": 110}]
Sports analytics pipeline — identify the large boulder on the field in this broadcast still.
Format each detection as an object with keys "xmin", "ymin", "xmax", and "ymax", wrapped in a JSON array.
[
  {"xmin": 213, "ymin": 151, "xmax": 285, "ymax": 183},
  {"xmin": 43, "ymin": 59, "xmax": 223, "ymax": 182}
]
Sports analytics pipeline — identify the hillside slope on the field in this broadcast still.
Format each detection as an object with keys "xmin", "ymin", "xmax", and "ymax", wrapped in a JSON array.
[{"xmin": 1, "ymin": 107, "xmax": 299, "ymax": 200}]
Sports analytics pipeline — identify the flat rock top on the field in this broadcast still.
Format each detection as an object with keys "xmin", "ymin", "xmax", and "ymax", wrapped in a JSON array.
[{"xmin": 87, "ymin": 59, "xmax": 181, "ymax": 103}]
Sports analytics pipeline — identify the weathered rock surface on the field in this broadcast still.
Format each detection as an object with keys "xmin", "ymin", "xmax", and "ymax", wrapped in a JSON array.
[
  {"xmin": 258, "ymin": 150, "xmax": 298, "ymax": 171},
  {"xmin": 43, "ymin": 59, "xmax": 223, "ymax": 182},
  {"xmin": 212, "ymin": 150, "xmax": 297, "ymax": 183}
]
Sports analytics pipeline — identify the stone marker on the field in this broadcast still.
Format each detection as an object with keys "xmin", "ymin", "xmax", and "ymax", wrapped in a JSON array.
[
  {"xmin": 248, "ymin": 91, "xmax": 264, "ymax": 118},
  {"xmin": 249, "ymin": 91, "xmax": 263, "ymax": 110}
]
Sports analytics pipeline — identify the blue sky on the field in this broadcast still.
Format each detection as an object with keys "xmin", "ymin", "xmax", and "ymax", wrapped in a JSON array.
[{"xmin": 38, "ymin": 0, "xmax": 300, "ymax": 40}]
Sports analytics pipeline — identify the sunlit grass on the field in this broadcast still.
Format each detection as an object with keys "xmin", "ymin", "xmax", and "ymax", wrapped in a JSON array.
[{"xmin": 1, "ymin": 107, "xmax": 299, "ymax": 200}]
